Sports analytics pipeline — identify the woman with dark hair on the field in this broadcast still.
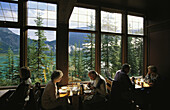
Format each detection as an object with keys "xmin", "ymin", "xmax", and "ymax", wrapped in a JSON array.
[{"xmin": 41, "ymin": 70, "xmax": 68, "ymax": 110}]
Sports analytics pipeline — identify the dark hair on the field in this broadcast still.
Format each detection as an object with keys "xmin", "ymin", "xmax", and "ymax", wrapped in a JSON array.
[
  {"xmin": 51, "ymin": 70, "xmax": 63, "ymax": 81},
  {"xmin": 20, "ymin": 67, "xmax": 31, "ymax": 80},
  {"xmin": 121, "ymin": 63, "xmax": 130, "ymax": 71}
]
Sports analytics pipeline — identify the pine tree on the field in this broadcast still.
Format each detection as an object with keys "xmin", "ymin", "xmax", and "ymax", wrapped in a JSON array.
[
  {"xmin": 72, "ymin": 43, "xmax": 78, "ymax": 79},
  {"xmin": 28, "ymin": 14, "xmax": 49, "ymax": 83},
  {"xmin": 101, "ymin": 35, "xmax": 121, "ymax": 78},
  {"xmin": 5, "ymin": 47, "xmax": 15, "ymax": 84},
  {"xmin": 77, "ymin": 42, "xmax": 83, "ymax": 79},
  {"xmin": 128, "ymin": 37, "xmax": 143, "ymax": 76},
  {"xmin": 82, "ymin": 34, "xmax": 95, "ymax": 74}
]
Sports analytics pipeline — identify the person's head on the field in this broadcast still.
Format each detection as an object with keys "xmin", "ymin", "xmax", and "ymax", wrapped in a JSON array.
[
  {"xmin": 20, "ymin": 67, "xmax": 31, "ymax": 80},
  {"xmin": 51, "ymin": 70, "xmax": 63, "ymax": 83},
  {"xmin": 148, "ymin": 65, "xmax": 157, "ymax": 74},
  {"xmin": 121, "ymin": 63, "xmax": 131, "ymax": 74},
  {"xmin": 88, "ymin": 70, "xmax": 98, "ymax": 80}
]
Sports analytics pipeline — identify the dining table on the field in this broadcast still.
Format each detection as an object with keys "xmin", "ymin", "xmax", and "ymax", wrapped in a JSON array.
[{"xmin": 58, "ymin": 84, "xmax": 92, "ymax": 110}]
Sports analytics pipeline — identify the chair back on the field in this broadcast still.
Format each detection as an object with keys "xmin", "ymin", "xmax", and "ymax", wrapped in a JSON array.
[
  {"xmin": 105, "ymin": 78, "xmax": 113, "ymax": 94},
  {"xmin": 33, "ymin": 82, "xmax": 42, "ymax": 110}
]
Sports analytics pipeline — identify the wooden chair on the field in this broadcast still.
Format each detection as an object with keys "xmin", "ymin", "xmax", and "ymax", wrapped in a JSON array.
[
  {"xmin": 33, "ymin": 82, "xmax": 42, "ymax": 110},
  {"xmin": 105, "ymin": 78, "xmax": 113, "ymax": 94}
]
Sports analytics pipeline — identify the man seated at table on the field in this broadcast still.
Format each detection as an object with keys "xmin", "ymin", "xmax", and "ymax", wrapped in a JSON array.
[
  {"xmin": 84, "ymin": 70, "xmax": 107, "ymax": 104},
  {"xmin": 41, "ymin": 70, "xmax": 68, "ymax": 110},
  {"xmin": 144, "ymin": 65, "xmax": 159, "ymax": 86},
  {"xmin": 112, "ymin": 63, "xmax": 133, "ymax": 110}
]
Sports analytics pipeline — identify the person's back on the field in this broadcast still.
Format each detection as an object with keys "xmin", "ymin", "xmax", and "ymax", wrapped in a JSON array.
[
  {"xmin": 41, "ymin": 81, "xmax": 58, "ymax": 109},
  {"xmin": 112, "ymin": 64, "xmax": 133, "ymax": 110},
  {"xmin": 7, "ymin": 81, "xmax": 30, "ymax": 109},
  {"xmin": 114, "ymin": 70, "xmax": 132, "ymax": 92}
]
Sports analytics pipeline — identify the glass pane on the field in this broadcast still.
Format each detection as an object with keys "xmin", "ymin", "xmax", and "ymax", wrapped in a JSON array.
[
  {"xmin": 101, "ymin": 34, "xmax": 122, "ymax": 78},
  {"xmin": 48, "ymin": 19, "xmax": 56, "ymax": 27},
  {"xmin": 101, "ymin": 11, "xmax": 122, "ymax": 33},
  {"xmin": 27, "ymin": 29, "xmax": 56, "ymax": 84},
  {"xmin": 128, "ymin": 37, "xmax": 143, "ymax": 76},
  {"xmin": 128, "ymin": 15, "xmax": 144, "ymax": 35},
  {"xmin": 4, "ymin": 10, "xmax": 12, "ymax": 17},
  {"xmin": 38, "ymin": 2, "xmax": 47, "ymax": 10},
  {"xmin": 0, "ymin": 1, "xmax": 18, "ymax": 22},
  {"xmin": 69, "ymin": 32, "xmax": 95, "ymax": 82},
  {"xmin": 27, "ymin": 1, "xmax": 37, "ymax": 9},
  {"xmin": 48, "ymin": 11, "xmax": 56, "ymax": 19},
  {"xmin": 48, "ymin": 4, "xmax": 56, "ymax": 11},
  {"xmin": 27, "ymin": 1, "xmax": 57, "ymax": 28},
  {"xmin": 69, "ymin": 7, "xmax": 95, "ymax": 30},
  {"xmin": 1, "ymin": 2, "xmax": 10, "ymax": 10},
  {"xmin": 10, "ymin": 3, "xmax": 18, "ymax": 11},
  {"xmin": 28, "ymin": 9, "xmax": 37, "ymax": 17},
  {"xmin": 0, "ymin": 17, "xmax": 5, "ymax": 20},
  {"xmin": 0, "ymin": 28, "xmax": 20, "ymax": 86}
]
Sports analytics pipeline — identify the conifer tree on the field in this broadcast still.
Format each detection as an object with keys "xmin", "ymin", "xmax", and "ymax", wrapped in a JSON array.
[
  {"xmin": 28, "ymin": 14, "xmax": 49, "ymax": 82},
  {"xmin": 82, "ymin": 34, "xmax": 95, "ymax": 73}
]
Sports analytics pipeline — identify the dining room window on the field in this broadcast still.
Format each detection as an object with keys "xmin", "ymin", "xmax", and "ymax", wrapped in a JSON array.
[
  {"xmin": 127, "ymin": 15, "xmax": 144, "ymax": 76},
  {"xmin": 69, "ymin": 6, "xmax": 96, "ymax": 82}
]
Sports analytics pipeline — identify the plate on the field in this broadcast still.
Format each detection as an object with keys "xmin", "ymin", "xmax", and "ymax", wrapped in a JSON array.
[
  {"xmin": 84, "ymin": 90, "xmax": 91, "ymax": 94},
  {"xmin": 59, "ymin": 89, "xmax": 67, "ymax": 94}
]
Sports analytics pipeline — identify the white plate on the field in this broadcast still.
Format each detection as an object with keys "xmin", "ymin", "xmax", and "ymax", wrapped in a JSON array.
[
  {"xmin": 84, "ymin": 90, "xmax": 91, "ymax": 94},
  {"xmin": 59, "ymin": 89, "xmax": 67, "ymax": 94}
]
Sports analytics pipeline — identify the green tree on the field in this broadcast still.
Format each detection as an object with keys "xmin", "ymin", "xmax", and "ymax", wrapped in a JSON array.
[
  {"xmin": 82, "ymin": 34, "xmax": 95, "ymax": 76},
  {"xmin": 4, "ymin": 47, "xmax": 15, "ymax": 84},
  {"xmin": 100, "ymin": 13, "xmax": 122, "ymax": 78},
  {"xmin": 101, "ymin": 35, "xmax": 121, "ymax": 78},
  {"xmin": 28, "ymin": 14, "xmax": 49, "ymax": 83},
  {"xmin": 77, "ymin": 42, "xmax": 83, "ymax": 79},
  {"xmin": 128, "ymin": 37, "xmax": 143, "ymax": 76}
]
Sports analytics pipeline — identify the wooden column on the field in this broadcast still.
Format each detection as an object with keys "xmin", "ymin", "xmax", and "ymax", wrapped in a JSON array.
[
  {"xmin": 95, "ymin": 7, "xmax": 101, "ymax": 74},
  {"xmin": 56, "ymin": 23, "xmax": 69, "ymax": 85},
  {"xmin": 19, "ymin": 0, "xmax": 27, "ymax": 67},
  {"xmin": 57, "ymin": 0, "xmax": 77, "ymax": 85},
  {"xmin": 122, "ymin": 11, "xmax": 128, "ymax": 64},
  {"xmin": 143, "ymin": 16, "xmax": 148, "ymax": 77}
]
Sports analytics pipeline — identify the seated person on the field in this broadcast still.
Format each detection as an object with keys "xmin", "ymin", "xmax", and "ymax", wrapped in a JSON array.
[
  {"xmin": 41, "ymin": 70, "xmax": 68, "ymax": 110},
  {"xmin": 113, "ymin": 63, "xmax": 133, "ymax": 110},
  {"xmin": 84, "ymin": 70, "xmax": 107, "ymax": 104},
  {"xmin": 114, "ymin": 63, "xmax": 133, "ymax": 91},
  {"xmin": 144, "ymin": 65, "xmax": 159, "ymax": 85},
  {"xmin": 7, "ymin": 67, "xmax": 32, "ymax": 109}
]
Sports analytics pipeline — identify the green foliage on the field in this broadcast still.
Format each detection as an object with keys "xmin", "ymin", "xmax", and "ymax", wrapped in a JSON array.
[
  {"xmin": 101, "ymin": 35, "xmax": 121, "ymax": 78},
  {"xmin": 27, "ymin": 14, "xmax": 55, "ymax": 84},
  {"xmin": 0, "ymin": 47, "xmax": 20, "ymax": 86},
  {"xmin": 69, "ymin": 33, "xmax": 95, "ymax": 82},
  {"xmin": 128, "ymin": 37, "xmax": 143, "ymax": 76},
  {"xmin": 82, "ymin": 34, "xmax": 95, "ymax": 73}
]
